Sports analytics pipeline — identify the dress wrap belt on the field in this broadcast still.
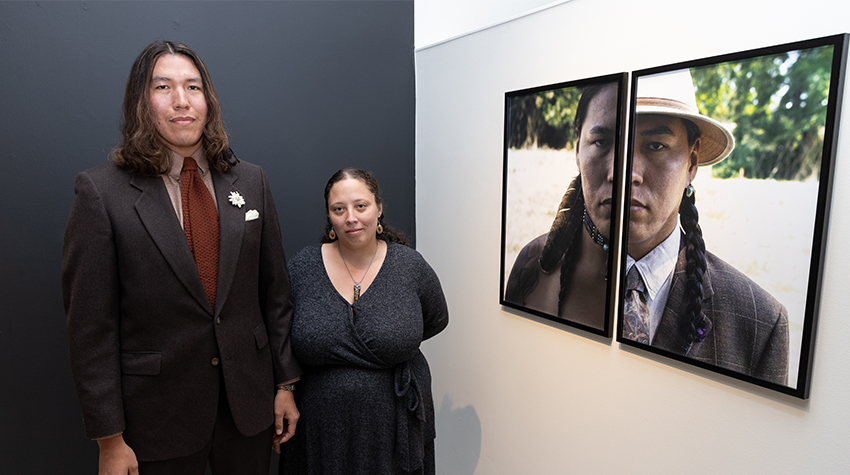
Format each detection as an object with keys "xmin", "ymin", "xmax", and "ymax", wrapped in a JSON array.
[{"xmin": 393, "ymin": 359, "xmax": 425, "ymax": 472}]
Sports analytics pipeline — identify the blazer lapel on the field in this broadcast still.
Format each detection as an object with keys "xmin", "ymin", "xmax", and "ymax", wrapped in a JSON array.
[
  {"xmin": 653, "ymin": 270, "xmax": 685, "ymax": 352},
  {"xmin": 131, "ymin": 174, "xmax": 212, "ymax": 314},
  {"xmin": 211, "ymin": 168, "xmax": 243, "ymax": 316},
  {"xmin": 652, "ymin": 248, "xmax": 715, "ymax": 355}
]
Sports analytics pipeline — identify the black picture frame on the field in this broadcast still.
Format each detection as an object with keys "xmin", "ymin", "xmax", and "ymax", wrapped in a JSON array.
[
  {"xmin": 617, "ymin": 34, "xmax": 848, "ymax": 398},
  {"xmin": 500, "ymin": 73, "xmax": 628, "ymax": 337}
]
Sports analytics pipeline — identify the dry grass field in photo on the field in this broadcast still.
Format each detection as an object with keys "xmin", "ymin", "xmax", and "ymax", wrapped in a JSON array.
[{"xmin": 503, "ymin": 147, "xmax": 818, "ymax": 387}]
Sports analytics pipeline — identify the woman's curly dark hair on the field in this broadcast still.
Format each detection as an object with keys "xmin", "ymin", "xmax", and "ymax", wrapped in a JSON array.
[{"xmin": 320, "ymin": 167, "xmax": 410, "ymax": 247}]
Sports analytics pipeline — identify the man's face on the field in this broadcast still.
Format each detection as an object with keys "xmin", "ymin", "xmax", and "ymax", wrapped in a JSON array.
[
  {"xmin": 149, "ymin": 54, "xmax": 208, "ymax": 157},
  {"xmin": 576, "ymin": 84, "xmax": 618, "ymax": 239},
  {"xmin": 628, "ymin": 114, "xmax": 699, "ymax": 259}
]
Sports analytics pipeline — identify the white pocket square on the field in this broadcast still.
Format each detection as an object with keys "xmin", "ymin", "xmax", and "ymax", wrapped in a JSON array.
[{"xmin": 245, "ymin": 209, "xmax": 259, "ymax": 221}]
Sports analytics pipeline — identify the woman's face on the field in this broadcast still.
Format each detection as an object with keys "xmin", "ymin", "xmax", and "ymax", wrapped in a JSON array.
[
  {"xmin": 327, "ymin": 177, "xmax": 383, "ymax": 250},
  {"xmin": 576, "ymin": 84, "xmax": 619, "ymax": 239}
]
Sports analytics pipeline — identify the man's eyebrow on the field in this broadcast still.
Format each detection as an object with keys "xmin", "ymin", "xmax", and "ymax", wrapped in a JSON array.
[
  {"xmin": 151, "ymin": 76, "xmax": 202, "ymax": 83},
  {"xmin": 587, "ymin": 125, "xmax": 614, "ymax": 135},
  {"xmin": 640, "ymin": 125, "xmax": 675, "ymax": 136}
]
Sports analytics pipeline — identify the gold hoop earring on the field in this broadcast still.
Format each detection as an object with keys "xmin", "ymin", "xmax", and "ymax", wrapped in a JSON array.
[
  {"xmin": 376, "ymin": 224, "xmax": 383, "ymax": 235},
  {"xmin": 329, "ymin": 229, "xmax": 336, "ymax": 240}
]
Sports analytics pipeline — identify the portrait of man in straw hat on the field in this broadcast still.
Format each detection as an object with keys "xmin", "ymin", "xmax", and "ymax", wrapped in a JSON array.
[{"xmin": 621, "ymin": 69, "xmax": 789, "ymax": 385}]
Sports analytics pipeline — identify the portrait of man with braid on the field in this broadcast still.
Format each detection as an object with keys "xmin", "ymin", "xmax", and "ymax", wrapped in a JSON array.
[
  {"xmin": 621, "ymin": 70, "xmax": 789, "ymax": 385},
  {"xmin": 505, "ymin": 81, "xmax": 620, "ymax": 331}
]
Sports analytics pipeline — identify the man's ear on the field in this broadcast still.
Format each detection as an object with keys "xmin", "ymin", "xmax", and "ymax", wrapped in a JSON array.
[
  {"xmin": 687, "ymin": 138, "xmax": 700, "ymax": 182},
  {"xmin": 574, "ymin": 131, "xmax": 581, "ymax": 170}
]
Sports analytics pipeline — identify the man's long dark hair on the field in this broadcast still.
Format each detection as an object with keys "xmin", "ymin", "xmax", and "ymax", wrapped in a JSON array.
[{"xmin": 112, "ymin": 40, "xmax": 233, "ymax": 176}]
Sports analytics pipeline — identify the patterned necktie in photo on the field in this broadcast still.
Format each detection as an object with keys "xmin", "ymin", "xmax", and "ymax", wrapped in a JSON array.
[
  {"xmin": 623, "ymin": 265, "xmax": 650, "ymax": 344},
  {"xmin": 181, "ymin": 157, "xmax": 220, "ymax": 311}
]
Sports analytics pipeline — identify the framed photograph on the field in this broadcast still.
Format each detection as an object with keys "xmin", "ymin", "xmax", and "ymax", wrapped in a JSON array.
[
  {"xmin": 617, "ymin": 34, "xmax": 848, "ymax": 398},
  {"xmin": 500, "ymin": 73, "xmax": 628, "ymax": 337}
]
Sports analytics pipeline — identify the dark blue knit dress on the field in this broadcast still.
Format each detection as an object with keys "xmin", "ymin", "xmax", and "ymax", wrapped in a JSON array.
[{"xmin": 281, "ymin": 242, "xmax": 448, "ymax": 475}]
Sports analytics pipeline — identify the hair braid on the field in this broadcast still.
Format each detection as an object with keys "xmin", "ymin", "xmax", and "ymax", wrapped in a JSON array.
[
  {"xmin": 539, "ymin": 175, "xmax": 583, "ymax": 272},
  {"xmin": 556, "ymin": 204, "xmax": 585, "ymax": 312},
  {"xmin": 506, "ymin": 175, "xmax": 583, "ymax": 306},
  {"xmin": 678, "ymin": 185, "xmax": 709, "ymax": 348},
  {"xmin": 537, "ymin": 175, "xmax": 584, "ymax": 311}
]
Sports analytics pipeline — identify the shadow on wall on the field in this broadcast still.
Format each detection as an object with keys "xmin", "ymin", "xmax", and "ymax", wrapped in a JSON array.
[{"xmin": 436, "ymin": 395, "xmax": 481, "ymax": 474}]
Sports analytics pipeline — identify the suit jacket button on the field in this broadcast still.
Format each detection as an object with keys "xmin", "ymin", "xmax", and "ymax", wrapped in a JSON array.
[
  {"xmin": 211, "ymin": 357, "xmax": 220, "ymax": 366},
  {"xmin": 215, "ymin": 317, "xmax": 221, "ymax": 325}
]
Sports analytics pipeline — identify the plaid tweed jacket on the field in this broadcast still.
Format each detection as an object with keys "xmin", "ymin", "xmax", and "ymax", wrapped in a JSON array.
[{"xmin": 651, "ymin": 249, "xmax": 790, "ymax": 385}]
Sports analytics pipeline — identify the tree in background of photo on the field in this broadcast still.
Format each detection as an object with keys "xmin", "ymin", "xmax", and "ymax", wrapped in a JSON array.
[
  {"xmin": 507, "ymin": 86, "xmax": 582, "ymax": 150},
  {"xmin": 692, "ymin": 45, "xmax": 834, "ymax": 181}
]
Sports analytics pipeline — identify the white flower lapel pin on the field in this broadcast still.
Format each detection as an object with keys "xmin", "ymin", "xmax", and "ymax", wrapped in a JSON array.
[
  {"xmin": 245, "ymin": 209, "xmax": 260, "ymax": 221},
  {"xmin": 228, "ymin": 191, "xmax": 246, "ymax": 208}
]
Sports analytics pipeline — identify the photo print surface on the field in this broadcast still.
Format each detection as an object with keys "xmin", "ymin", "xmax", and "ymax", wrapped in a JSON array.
[
  {"xmin": 501, "ymin": 73, "xmax": 628, "ymax": 337},
  {"xmin": 617, "ymin": 34, "xmax": 848, "ymax": 398}
]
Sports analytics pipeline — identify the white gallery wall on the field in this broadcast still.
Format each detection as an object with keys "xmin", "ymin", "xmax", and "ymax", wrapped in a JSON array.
[
  {"xmin": 415, "ymin": 0, "xmax": 850, "ymax": 474},
  {"xmin": 414, "ymin": 0, "xmax": 560, "ymax": 47}
]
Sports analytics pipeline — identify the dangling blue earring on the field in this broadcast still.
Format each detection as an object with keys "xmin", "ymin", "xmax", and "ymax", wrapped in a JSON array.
[{"xmin": 686, "ymin": 184, "xmax": 695, "ymax": 198}]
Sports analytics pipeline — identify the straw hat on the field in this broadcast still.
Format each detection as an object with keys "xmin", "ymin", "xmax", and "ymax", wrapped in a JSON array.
[{"xmin": 636, "ymin": 69, "xmax": 735, "ymax": 166}]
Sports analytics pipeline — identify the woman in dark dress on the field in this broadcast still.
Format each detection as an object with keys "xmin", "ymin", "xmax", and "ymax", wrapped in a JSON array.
[{"xmin": 280, "ymin": 168, "xmax": 449, "ymax": 474}]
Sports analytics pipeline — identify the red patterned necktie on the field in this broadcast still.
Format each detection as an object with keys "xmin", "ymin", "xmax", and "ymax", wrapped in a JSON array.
[
  {"xmin": 623, "ymin": 265, "xmax": 650, "ymax": 344},
  {"xmin": 181, "ymin": 157, "xmax": 219, "ymax": 310}
]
